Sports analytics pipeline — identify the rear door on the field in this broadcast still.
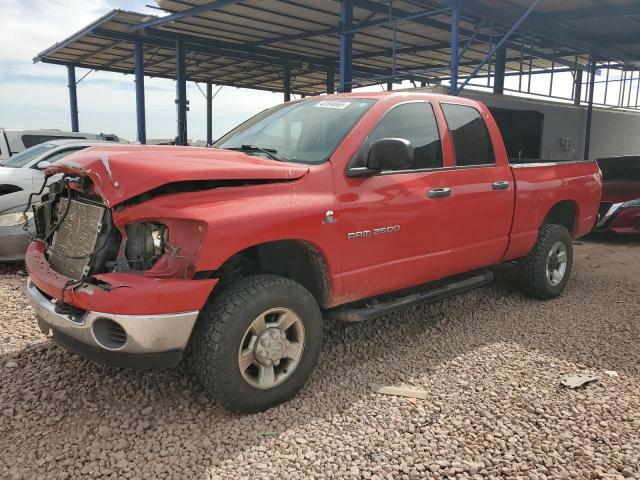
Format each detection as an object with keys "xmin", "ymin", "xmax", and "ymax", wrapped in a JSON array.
[{"xmin": 436, "ymin": 102, "xmax": 514, "ymax": 276}]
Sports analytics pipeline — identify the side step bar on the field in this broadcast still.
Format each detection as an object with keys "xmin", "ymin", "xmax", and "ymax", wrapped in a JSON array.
[{"xmin": 329, "ymin": 270, "xmax": 494, "ymax": 323}]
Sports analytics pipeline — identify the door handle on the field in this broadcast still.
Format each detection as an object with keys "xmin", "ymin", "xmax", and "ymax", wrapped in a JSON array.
[
  {"xmin": 427, "ymin": 187, "xmax": 451, "ymax": 199},
  {"xmin": 492, "ymin": 181, "xmax": 510, "ymax": 190}
]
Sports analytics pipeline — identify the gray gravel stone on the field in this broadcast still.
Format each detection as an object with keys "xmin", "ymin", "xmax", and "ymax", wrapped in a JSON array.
[{"xmin": 1, "ymin": 237, "xmax": 639, "ymax": 479}]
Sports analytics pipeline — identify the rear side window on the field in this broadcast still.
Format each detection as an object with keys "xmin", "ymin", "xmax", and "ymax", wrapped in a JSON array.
[
  {"xmin": 369, "ymin": 102, "xmax": 443, "ymax": 169},
  {"xmin": 21, "ymin": 135, "xmax": 81, "ymax": 149},
  {"xmin": 441, "ymin": 103, "xmax": 495, "ymax": 166},
  {"xmin": 41, "ymin": 147, "xmax": 85, "ymax": 165}
]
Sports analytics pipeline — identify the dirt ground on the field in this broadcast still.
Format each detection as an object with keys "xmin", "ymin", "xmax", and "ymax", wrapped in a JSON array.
[{"xmin": 1, "ymin": 233, "xmax": 639, "ymax": 480}]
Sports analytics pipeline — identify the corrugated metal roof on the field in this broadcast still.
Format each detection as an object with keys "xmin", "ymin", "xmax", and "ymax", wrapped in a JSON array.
[{"xmin": 34, "ymin": 0, "xmax": 640, "ymax": 95}]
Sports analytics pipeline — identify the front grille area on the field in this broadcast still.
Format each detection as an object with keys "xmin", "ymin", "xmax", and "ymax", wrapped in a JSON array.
[{"xmin": 48, "ymin": 197, "xmax": 106, "ymax": 280}]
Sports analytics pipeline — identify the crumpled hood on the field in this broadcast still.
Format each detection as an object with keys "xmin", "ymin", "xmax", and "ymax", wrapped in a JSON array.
[{"xmin": 45, "ymin": 145, "xmax": 309, "ymax": 206}]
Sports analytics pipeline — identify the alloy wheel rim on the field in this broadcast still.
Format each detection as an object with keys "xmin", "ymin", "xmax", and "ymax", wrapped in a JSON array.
[
  {"xmin": 238, "ymin": 307, "xmax": 305, "ymax": 389},
  {"xmin": 546, "ymin": 241, "xmax": 568, "ymax": 286}
]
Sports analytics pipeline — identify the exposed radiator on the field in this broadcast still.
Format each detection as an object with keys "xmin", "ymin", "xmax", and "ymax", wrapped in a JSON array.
[{"xmin": 48, "ymin": 198, "xmax": 106, "ymax": 280}]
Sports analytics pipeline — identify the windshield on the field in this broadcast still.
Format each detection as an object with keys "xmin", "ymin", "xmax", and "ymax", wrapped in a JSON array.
[
  {"xmin": 3, "ymin": 142, "xmax": 56, "ymax": 168},
  {"xmin": 214, "ymin": 99, "xmax": 376, "ymax": 164}
]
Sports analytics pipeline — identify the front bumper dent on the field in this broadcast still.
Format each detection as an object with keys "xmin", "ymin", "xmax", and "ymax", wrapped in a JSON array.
[{"xmin": 27, "ymin": 278, "xmax": 199, "ymax": 368}]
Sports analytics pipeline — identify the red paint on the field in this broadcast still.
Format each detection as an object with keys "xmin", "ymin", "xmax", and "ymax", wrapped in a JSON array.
[
  {"xmin": 45, "ymin": 145, "xmax": 309, "ymax": 206},
  {"xmin": 602, "ymin": 181, "xmax": 640, "ymax": 204},
  {"xmin": 599, "ymin": 181, "xmax": 640, "ymax": 233},
  {"xmin": 605, "ymin": 207, "xmax": 640, "ymax": 234},
  {"xmin": 26, "ymin": 242, "xmax": 217, "ymax": 315},
  {"xmin": 28, "ymin": 92, "xmax": 602, "ymax": 314}
]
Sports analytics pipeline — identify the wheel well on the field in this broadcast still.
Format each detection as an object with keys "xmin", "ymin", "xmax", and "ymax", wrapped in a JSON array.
[
  {"xmin": 213, "ymin": 240, "xmax": 331, "ymax": 308},
  {"xmin": 543, "ymin": 201, "xmax": 577, "ymax": 234}
]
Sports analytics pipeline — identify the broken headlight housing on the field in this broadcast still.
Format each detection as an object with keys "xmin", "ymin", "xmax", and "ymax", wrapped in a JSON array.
[
  {"xmin": 0, "ymin": 211, "xmax": 33, "ymax": 227},
  {"xmin": 124, "ymin": 222, "xmax": 168, "ymax": 270}
]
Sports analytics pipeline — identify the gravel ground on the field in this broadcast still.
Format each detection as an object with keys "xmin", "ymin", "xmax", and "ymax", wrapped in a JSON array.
[{"xmin": 1, "ymin": 233, "xmax": 639, "ymax": 480}]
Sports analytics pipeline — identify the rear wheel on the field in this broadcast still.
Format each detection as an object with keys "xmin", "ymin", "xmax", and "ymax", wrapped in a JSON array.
[
  {"xmin": 190, "ymin": 274, "xmax": 322, "ymax": 413},
  {"xmin": 517, "ymin": 224, "xmax": 573, "ymax": 300}
]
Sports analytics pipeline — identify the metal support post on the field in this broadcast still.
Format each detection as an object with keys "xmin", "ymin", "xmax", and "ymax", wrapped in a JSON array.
[
  {"xmin": 450, "ymin": 0, "xmax": 459, "ymax": 95},
  {"xmin": 339, "ymin": 0, "xmax": 353, "ymax": 92},
  {"xmin": 584, "ymin": 55, "xmax": 596, "ymax": 160},
  {"xmin": 494, "ymin": 44, "xmax": 506, "ymax": 94},
  {"xmin": 134, "ymin": 39, "xmax": 146, "ymax": 144},
  {"xmin": 67, "ymin": 65, "xmax": 79, "ymax": 132},
  {"xmin": 206, "ymin": 82, "xmax": 213, "ymax": 145},
  {"xmin": 176, "ymin": 39, "xmax": 188, "ymax": 146},
  {"xmin": 283, "ymin": 62, "xmax": 291, "ymax": 102},
  {"xmin": 326, "ymin": 65, "xmax": 335, "ymax": 94},
  {"xmin": 574, "ymin": 69, "xmax": 583, "ymax": 106}
]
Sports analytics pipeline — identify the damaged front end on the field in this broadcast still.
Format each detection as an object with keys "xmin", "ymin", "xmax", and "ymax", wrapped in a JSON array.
[
  {"xmin": 32, "ymin": 176, "xmax": 120, "ymax": 282},
  {"xmin": 31, "ymin": 174, "xmax": 205, "ymax": 285},
  {"xmin": 25, "ymin": 172, "xmax": 217, "ymax": 368}
]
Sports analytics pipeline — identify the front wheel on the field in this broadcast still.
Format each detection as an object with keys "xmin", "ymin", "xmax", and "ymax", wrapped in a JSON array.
[
  {"xmin": 516, "ymin": 224, "xmax": 573, "ymax": 300},
  {"xmin": 189, "ymin": 274, "xmax": 323, "ymax": 413}
]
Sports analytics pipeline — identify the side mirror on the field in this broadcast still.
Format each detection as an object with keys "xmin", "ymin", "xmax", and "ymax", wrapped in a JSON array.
[
  {"xmin": 367, "ymin": 138, "xmax": 414, "ymax": 171},
  {"xmin": 37, "ymin": 161, "xmax": 52, "ymax": 170}
]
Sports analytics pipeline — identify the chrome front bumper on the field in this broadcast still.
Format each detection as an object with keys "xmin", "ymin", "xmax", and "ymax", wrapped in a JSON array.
[{"xmin": 27, "ymin": 278, "xmax": 199, "ymax": 355}]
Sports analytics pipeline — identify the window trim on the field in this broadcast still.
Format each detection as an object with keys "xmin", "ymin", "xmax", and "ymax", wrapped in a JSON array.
[
  {"xmin": 439, "ymin": 101, "xmax": 496, "ymax": 168},
  {"xmin": 346, "ymin": 100, "xmax": 444, "ymax": 176}
]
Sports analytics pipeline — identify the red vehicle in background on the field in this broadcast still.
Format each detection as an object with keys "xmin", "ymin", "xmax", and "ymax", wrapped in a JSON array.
[
  {"xmin": 25, "ymin": 92, "xmax": 602, "ymax": 412},
  {"xmin": 595, "ymin": 156, "xmax": 640, "ymax": 234}
]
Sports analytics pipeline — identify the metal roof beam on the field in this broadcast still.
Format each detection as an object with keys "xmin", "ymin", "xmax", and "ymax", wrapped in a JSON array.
[
  {"xmin": 458, "ymin": 0, "xmax": 640, "ymax": 65},
  {"xmin": 93, "ymin": 28, "xmax": 329, "ymax": 71},
  {"xmin": 351, "ymin": 0, "xmax": 585, "ymax": 69},
  {"xmin": 458, "ymin": 0, "xmax": 542, "ymax": 93},
  {"xmin": 76, "ymin": 39, "xmax": 123, "ymax": 62},
  {"xmin": 128, "ymin": 0, "xmax": 242, "ymax": 32},
  {"xmin": 536, "ymin": 4, "xmax": 640, "ymax": 22},
  {"xmin": 39, "ymin": 58, "xmax": 312, "ymax": 95},
  {"xmin": 143, "ymin": 27, "xmax": 334, "ymax": 68}
]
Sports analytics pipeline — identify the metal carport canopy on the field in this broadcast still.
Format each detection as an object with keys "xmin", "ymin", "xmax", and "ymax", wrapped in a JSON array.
[{"xmin": 33, "ymin": 0, "xmax": 640, "ymax": 145}]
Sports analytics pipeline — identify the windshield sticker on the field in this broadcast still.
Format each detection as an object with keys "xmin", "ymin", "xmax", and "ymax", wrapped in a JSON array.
[{"xmin": 314, "ymin": 100, "xmax": 351, "ymax": 109}]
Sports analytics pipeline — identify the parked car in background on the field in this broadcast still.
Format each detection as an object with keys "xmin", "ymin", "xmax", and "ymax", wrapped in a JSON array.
[
  {"xmin": 0, "ymin": 140, "xmax": 121, "ymax": 261},
  {"xmin": 595, "ymin": 156, "xmax": 640, "ymax": 234},
  {"xmin": 0, "ymin": 128, "xmax": 121, "ymax": 162},
  {"xmin": 25, "ymin": 92, "xmax": 601, "ymax": 413}
]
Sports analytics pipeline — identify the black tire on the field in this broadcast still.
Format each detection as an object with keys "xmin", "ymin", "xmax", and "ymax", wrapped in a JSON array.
[
  {"xmin": 189, "ymin": 274, "xmax": 322, "ymax": 413},
  {"xmin": 516, "ymin": 224, "xmax": 573, "ymax": 300}
]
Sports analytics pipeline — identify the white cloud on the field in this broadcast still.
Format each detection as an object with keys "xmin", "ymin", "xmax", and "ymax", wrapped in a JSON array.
[{"xmin": 0, "ymin": 0, "xmax": 284, "ymax": 141}]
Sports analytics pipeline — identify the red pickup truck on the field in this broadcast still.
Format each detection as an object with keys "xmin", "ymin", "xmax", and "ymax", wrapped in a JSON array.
[{"xmin": 25, "ymin": 92, "xmax": 601, "ymax": 412}]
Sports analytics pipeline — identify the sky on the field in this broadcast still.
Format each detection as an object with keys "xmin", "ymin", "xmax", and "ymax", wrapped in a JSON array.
[
  {"xmin": 0, "ymin": 0, "xmax": 287, "ymax": 142},
  {"xmin": 0, "ymin": 0, "xmax": 629, "ymax": 143}
]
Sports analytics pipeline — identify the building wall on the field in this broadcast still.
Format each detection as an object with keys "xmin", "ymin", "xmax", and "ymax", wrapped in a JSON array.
[
  {"xmin": 589, "ymin": 109, "xmax": 640, "ymax": 159},
  {"xmin": 460, "ymin": 90, "xmax": 587, "ymax": 161},
  {"xmin": 418, "ymin": 86, "xmax": 640, "ymax": 160}
]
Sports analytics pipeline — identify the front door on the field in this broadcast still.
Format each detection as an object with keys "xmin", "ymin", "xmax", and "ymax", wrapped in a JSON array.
[{"xmin": 333, "ymin": 101, "xmax": 455, "ymax": 303}]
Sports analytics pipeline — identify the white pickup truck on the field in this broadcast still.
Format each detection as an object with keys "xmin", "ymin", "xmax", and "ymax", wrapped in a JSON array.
[{"xmin": 0, "ymin": 128, "xmax": 120, "ymax": 162}]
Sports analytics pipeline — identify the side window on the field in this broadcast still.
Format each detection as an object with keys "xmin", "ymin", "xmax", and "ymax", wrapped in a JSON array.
[
  {"xmin": 22, "ymin": 135, "xmax": 78, "ymax": 149},
  {"xmin": 441, "ymin": 104, "xmax": 495, "ymax": 166},
  {"xmin": 36, "ymin": 148, "xmax": 83, "ymax": 168},
  {"xmin": 370, "ymin": 102, "xmax": 443, "ymax": 170}
]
